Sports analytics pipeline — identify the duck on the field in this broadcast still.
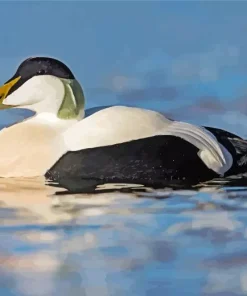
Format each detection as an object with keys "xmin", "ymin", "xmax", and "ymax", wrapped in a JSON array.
[{"xmin": 0, "ymin": 56, "xmax": 246, "ymax": 186}]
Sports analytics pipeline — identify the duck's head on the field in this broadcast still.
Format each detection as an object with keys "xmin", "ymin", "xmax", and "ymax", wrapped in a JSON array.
[{"xmin": 0, "ymin": 57, "xmax": 85, "ymax": 119}]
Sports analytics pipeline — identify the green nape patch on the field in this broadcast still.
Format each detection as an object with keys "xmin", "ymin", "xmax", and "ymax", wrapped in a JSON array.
[{"xmin": 58, "ymin": 79, "xmax": 85, "ymax": 120}]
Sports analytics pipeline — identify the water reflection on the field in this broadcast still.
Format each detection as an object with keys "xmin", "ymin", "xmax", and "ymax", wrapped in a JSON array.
[
  {"xmin": 47, "ymin": 177, "xmax": 192, "ymax": 195},
  {"xmin": 1, "ymin": 177, "xmax": 247, "ymax": 295}
]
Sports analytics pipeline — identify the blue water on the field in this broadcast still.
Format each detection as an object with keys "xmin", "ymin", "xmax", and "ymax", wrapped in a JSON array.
[{"xmin": 0, "ymin": 181, "xmax": 247, "ymax": 296}]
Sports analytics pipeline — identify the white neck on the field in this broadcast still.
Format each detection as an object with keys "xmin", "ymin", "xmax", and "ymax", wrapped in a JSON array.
[{"xmin": 24, "ymin": 111, "xmax": 83, "ymax": 133}]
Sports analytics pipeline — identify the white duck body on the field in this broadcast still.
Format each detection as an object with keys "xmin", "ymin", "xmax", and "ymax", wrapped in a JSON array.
[{"xmin": 0, "ymin": 102, "xmax": 233, "ymax": 180}]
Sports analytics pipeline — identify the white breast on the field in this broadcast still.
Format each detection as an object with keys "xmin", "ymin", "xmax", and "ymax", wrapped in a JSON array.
[{"xmin": 63, "ymin": 106, "xmax": 233, "ymax": 175}]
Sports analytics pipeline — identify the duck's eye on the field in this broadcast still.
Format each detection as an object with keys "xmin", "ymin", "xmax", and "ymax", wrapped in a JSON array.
[{"xmin": 37, "ymin": 69, "xmax": 45, "ymax": 75}]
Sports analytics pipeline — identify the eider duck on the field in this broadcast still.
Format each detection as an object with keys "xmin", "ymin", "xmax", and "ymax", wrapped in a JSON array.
[{"xmin": 0, "ymin": 56, "xmax": 246, "ymax": 185}]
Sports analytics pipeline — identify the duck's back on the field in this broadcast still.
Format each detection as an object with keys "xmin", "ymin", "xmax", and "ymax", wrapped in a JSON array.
[{"xmin": 63, "ymin": 106, "xmax": 172, "ymax": 151}]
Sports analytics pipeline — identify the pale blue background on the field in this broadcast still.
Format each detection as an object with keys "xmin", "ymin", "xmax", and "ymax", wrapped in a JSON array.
[{"xmin": 1, "ymin": 1, "xmax": 247, "ymax": 135}]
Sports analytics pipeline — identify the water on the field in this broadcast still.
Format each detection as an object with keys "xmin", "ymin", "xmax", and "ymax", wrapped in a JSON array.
[{"xmin": 1, "ymin": 177, "xmax": 247, "ymax": 296}]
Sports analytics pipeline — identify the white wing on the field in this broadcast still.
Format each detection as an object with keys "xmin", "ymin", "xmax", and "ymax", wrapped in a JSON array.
[
  {"xmin": 160, "ymin": 121, "xmax": 233, "ymax": 175},
  {"xmin": 63, "ymin": 106, "xmax": 233, "ymax": 175},
  {"xmin": 63, "ymin": 106, "xmax": 171, "ymax": 150}
]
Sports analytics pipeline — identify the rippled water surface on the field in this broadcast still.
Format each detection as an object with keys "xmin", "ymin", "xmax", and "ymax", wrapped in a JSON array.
[{"xmin": 1, "ymin": 178, "xmax": 247, "ymax": 296}]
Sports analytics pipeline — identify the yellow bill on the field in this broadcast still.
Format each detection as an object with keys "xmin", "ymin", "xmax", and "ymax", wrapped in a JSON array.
[{"xmin": 0, "ymin": 76, "xmax": 21, "ymax": 109}]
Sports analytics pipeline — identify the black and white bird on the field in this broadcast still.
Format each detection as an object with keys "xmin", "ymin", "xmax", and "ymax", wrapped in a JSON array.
[{"xmin": 0, "ymin": 56, "xmax": 246, "ymax": 185}]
